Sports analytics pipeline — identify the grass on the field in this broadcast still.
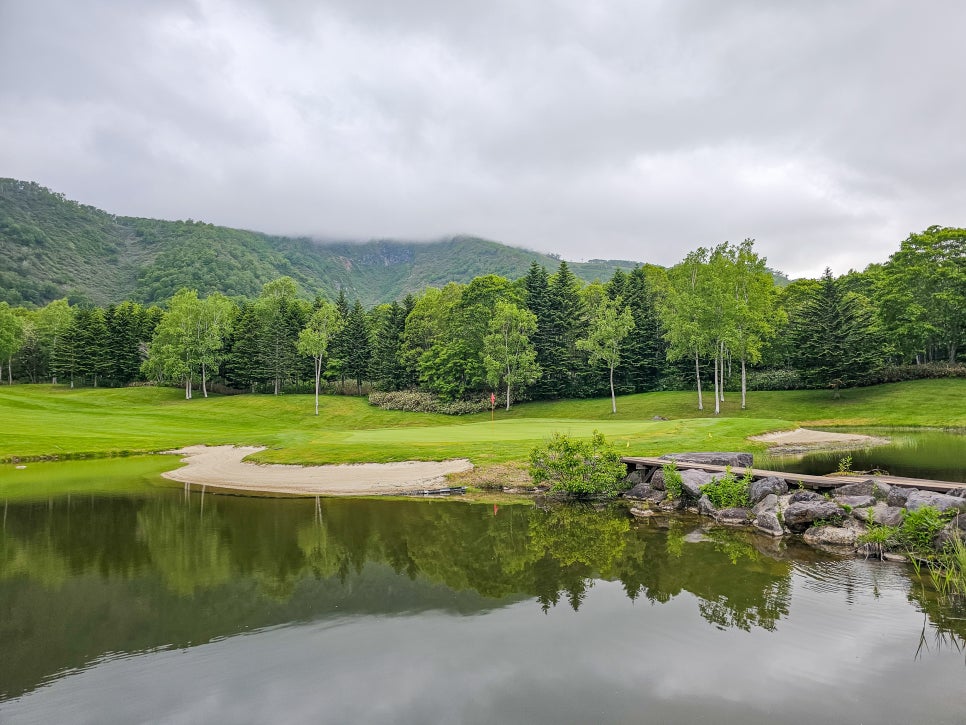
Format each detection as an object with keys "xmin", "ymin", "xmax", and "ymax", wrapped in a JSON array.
[{"xmin": 0, "ymin": 379, "xmax": 963, "ymax": 475}]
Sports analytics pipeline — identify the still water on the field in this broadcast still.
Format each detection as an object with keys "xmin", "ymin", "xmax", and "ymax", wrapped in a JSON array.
[
  {"xmin": 1, "ymin": 464, "xmax": 965, "ymax": 724},
  {"xmin": 757, "ymin": 428, "xmax": 966, "ymax": 482}
]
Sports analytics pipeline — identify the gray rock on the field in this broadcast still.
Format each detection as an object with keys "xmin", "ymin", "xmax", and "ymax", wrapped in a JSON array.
[
  {"xmin": 905, "ymin": 490, "xmax": 966, "ymax": 514},
  {"xmin": 748, "ymin": 476, "xmax": 788, "ymax": 505},
  {"xmin": 697, "ymin": 494, "xmax": 717, "ymax": 517},
  {"xmin": 661, "ymin": 452, "xmax": 754, "ymax": 468},
  {"xmin": 716, "ymin": 507, "xmax": 752, "ymax": 526},
  {"xmin": 871, "ymin": 481, "xmax": 891, "ymax": 500},
  {"xmin": 752, "ymin": 493, "xmax": 778, "ymax": 516},
  {"xmin": 834, "ymin": 495, "xmax": 876, "ymax": 509},
  {"xmin": 887, "ymin": 486, "xmax": 911, "ymax": 507},
  {"xmin": 855, "ymin": 503, "xmax": 904, "ymax": 527},
  {"xmin": 947, "ymin": 488, "xmax": 966, "ymax": 499},
  {"xmin": 931, "ymin": 514, "xmax": 966, "ymax": 548},
  {"xmin": 645, "ymin": 489, "xmax": 667, "ymax": 503},
  {"xmin": 783, "ymin": 500, "xmax": 843, "ymax": 533},
  {"xmin": 629, "ymin": 507, "xmax": 655, "ymax": 518},
  {"xmin": 624, "ymin": 482, "xmax": 652, "ymax": 500},
  {"xmin": 625, "ymin": 468, "xmax": 648, "ymax": 485},
  {"xmin": 789, "ymin": 490, "xmax": 823, "ymax": 504},
  {"xmin": 650, "ymin": 468, "xmax": 666, "ymax": 490},
  {"xmin": 803, "ymin": 521, "xmax": 860, "ymax": 547},
  {"xmin": 754, "ymin": 511, "xmax": 785, "ymax": 537},
  {"xmin": 834, "ymin": 480, "xmax": 875, "ymax": 497},
  {"xmin": 679, "ymin": 468, "xmax": 717, "ymax": 500}
]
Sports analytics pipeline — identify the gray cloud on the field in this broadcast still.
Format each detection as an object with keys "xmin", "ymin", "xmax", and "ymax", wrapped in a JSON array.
[{"xmin": 1, "ymin": 0, "xmax": 963, "ymax": 277}]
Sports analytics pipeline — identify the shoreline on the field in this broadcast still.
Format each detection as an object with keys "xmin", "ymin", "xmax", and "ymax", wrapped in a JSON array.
[{"xmin": 161, "ymin": 445, "xmax": 474, "ymax": 496}]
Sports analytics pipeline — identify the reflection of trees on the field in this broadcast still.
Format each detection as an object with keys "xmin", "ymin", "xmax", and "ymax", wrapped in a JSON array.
[{"xmin": 3, "ymin": 494, "xmax": 796, "ymax": 629}]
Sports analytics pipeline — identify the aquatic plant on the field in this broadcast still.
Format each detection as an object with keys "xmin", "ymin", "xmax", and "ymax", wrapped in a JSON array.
[
  {"xmin": 700, "ymin": 466, "xmax": 751, "ymax": 509},
  {"xmin": 662, "ymin": 462, "xmax": 683, "ymax": 499}
]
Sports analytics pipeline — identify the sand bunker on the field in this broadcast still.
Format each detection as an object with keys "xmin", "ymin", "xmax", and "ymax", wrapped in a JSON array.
[
  {"xmin": 161, "ymin": 445, "xmax": 473, "ymax": 496},
  {"xmin": 750, "ymin": 428, "xmax": 889, "ymax": 453}
]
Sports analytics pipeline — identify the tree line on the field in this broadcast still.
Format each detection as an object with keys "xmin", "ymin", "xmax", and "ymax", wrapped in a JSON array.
[{"xmin": 0, "ymin": 226, "xmax": 962, "ymax": 411}]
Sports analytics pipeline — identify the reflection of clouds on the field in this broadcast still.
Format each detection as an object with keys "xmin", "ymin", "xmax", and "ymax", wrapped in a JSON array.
[{"xmin": 4, "ymin": 576, "xmax": 966, "ymax": 725}]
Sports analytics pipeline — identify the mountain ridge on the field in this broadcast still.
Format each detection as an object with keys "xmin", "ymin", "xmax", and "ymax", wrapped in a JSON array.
[{"xmin": 0, "ymin": 178, "xmax": 643, "ymax": 307}]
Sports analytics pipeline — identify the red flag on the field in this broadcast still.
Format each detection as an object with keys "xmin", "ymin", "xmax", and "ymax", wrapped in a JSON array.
[{"xmin": 490, "ymin": 392, "xmax": 496, "ymax": 406}]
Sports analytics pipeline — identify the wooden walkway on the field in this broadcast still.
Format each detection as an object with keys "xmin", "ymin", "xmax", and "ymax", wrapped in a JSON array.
[{"xmin": 622, "ymin": 456, "xmax": 965, "ymax": 494}]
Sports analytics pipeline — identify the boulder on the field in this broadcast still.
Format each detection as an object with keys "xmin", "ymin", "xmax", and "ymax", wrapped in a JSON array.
[
  {"xmin": 716, "ymin": 507, "xmax": 753, "ymax": 526},
  {"xmin": 905, "ymin": 490, "xmax": 966, "ymax": 514},
  {"xmin": 855, "ymin": 503, "xmax": 904, "ymax": 527},
  {"xmin": 748, "ymin": 476, "xmax": 788, "ymax": 505},
  {"xmin": 679, "ymin": 468, "xmax": 717, "ymax": 500},
  {"xmin": 650, "ymin": 468, "xmax": 666, "ymax": 491},
  {"xmin": 789, "ymin": 490, "xmax": 823, "ymax": 504},
  {"xmin": 947, "ymin": 488, "xmax": 966, "ymax": 499},
  {"xmin": 872, "ymin": 481, "xmax": 891, "ymax": 500},
  {"xmin": 834, "ymin": 495, "xmax": 876, "ymax": 509},
  {"xmin": 932, "ymin": 514, "xmax": 966, "ymax": 548},
  {"xmin": 803, "ymin": 521, "xmax": 861, "ymax": 547},
  {"xmin": 629, "ymin": 507, "xmax": 655, "ymax": 518},
  {"xmin": 783, "ymin": 500, "xmax": 843, "ymax": 533},
  {"xmin": 661, "ymin": 452, "xmax": 754, "ymax": 468},
  {"xmin": 624, "ymin": 482, "xmax": 653, "ymax": 500},
  {"xmin": 754, "ymin": 512, "xmax": 785, "ymax": 537},
  {"xmin": 887, "ymin": 487, "xmax": 911, "ymax": 507},
  {"xmin": 833, "ymin": 480, "xmax": 875, "ymax": 497},
  {"xmin": 646, "ymin": 489, "xmax": 668, "ymax": 503},
  {"xmin": 752, "ymin": 493, "xmax": 778, "ymax": 516},
  {"xmin": 697, "ymin": 495, "xmax": 717, "ymax": 517},
  {"xmin": 625, "ymin": 468, "xmax": 648, "ymax": 485}
]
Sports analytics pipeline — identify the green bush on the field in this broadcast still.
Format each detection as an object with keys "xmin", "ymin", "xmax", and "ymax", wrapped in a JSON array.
[
  {"xmin": 368, "ymin": 390, "xmax": 489, "ymax": 415},
  {"xmin": 700, "ymin": 467, "xmax": 752, "ymax": 509},
  {"xmin": 898, "ymin": 506, "xmax": 953, "ymax": 554},
  {"xmin": 529, "ymin": 431, "xmax": 628, "ymax": 497},
  {"xmin": 662, "ymin": 462, "xmax": 683, "ymax": 499}
]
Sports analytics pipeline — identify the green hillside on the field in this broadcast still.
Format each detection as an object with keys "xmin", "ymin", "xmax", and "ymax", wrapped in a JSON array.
[{"xmin": 0, "ymin": 179, "xmax": 641, "ymax": 306}]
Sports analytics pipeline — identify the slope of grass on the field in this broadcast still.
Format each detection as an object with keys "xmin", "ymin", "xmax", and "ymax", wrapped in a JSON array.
[{"xmin": 1, "ymin": 380, "xmax": 961, "ymax": 471}]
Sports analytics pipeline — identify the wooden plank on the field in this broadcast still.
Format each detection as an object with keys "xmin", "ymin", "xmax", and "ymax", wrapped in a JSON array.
[{"xmin": 621, "ymin": 456, "xmax": 965, "ymax": 493}]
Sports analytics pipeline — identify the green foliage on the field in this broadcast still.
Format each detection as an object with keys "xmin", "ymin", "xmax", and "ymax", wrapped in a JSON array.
[
  {"xmin": 700, "ymin": 467, "xmax": 751, "ymax": 509},
  {"xmin": 529, "ymin": 431, "xmax": 628, "ymax": 497},
  {"xmin": 368, "ymin": 390, "xmax": 489, "ymax": 415},
  {"xmin": 662, "ymin": 462, "xmax": 683, "ymax": 499},
  {"xmin": 898, "ymin": 506, "xmax": 953, "ymax": 555},
  {"xmin": 837, "ymin": 455, "xmax": 853, "ymax": 474},
  {"xmin": 577, "ymin": 295, "xmax": 635, "ymax": 412},
  {"xmin": 483, "ymin": 300, "xmax": 540, "ymax": 410}
]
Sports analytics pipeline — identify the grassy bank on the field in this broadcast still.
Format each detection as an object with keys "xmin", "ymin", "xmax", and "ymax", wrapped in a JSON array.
[{"xmin": 1, "ymin": 380, "xmax": 963, "ymax": 470}]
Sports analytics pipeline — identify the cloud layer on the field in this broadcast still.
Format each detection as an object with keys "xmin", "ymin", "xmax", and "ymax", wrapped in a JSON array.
[{"xmin": 2, "ymin": 0, "xmax": 963, "ymax": 277}]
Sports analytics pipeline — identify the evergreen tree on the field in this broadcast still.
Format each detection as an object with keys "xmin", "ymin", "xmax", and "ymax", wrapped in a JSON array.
[
  {"xmin": 256, "ymin": 277, "xmax": 301, "ymax": 395},
  {"xmin": 73, "ymin": 306, "xmax": 110, "ymax": 387},
  {"xmin": 223, "ymin": 302, "xmax": 264, "ymax": 392},
  {"xmin": 343, "ymin": 300, "xmax": 371, "ymax": 394},
  {"xmin": 545, "ymin": 262, "xmax": 588, "ymax": 398},
  {"xmin": 329, "ymin": 288, "xmax": 351, "ymax": 387},
  {"xmin": 790, "ymin": 268, "xmax": 882, "ymax": 392},
  {"xmin": 106, "ymin": 301, "xmax": 150, "ymax": 385},
  {"xmin": 370, "ymin": 301, "xmax": 407, "ymax": 391},
  {"xmin": 611, "ymin": 267, "xmax": 665, "ymax": 393},
  {"xmin": 523, "ymin": 262, "xmax": 555, "ymax": 399}
]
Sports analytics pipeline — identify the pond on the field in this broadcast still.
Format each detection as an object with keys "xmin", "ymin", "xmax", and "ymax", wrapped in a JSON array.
[
  {"xmin": 756, "ymin": 428, "xmax": 966, "ymax": 482},
  {"xmin": 2, "ymin": 460, "xmax": 966, "ymax": 724}
]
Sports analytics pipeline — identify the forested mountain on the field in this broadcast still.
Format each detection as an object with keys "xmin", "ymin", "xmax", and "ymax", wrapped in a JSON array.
[{"xmin": 0, "ymin": 179, "xmax": 640, "ymax": 307}]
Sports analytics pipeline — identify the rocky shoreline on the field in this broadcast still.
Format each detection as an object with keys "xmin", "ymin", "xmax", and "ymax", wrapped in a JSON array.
[{"xmin": 624, "ymin": 452, "xmax": 966, "ymax": 556}]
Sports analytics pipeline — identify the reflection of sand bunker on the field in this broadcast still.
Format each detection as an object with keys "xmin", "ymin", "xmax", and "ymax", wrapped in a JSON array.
[
  {"xmin": 750, "ymin": 428, "xmax": 889, "ymax": 453},
  {"xmin": 162, "ymin": 445, "xmax": 473, "ymax": 496}
]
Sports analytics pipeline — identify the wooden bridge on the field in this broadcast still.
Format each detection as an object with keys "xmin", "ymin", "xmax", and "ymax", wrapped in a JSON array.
[{"xmin": 621, "ymin": 456, "xmax": 965, "ymax": 494}]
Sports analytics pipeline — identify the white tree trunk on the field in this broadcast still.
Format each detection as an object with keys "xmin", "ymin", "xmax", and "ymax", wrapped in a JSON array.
[
  {"xmin": 185, "ymin": 375, "xmax": 192, "ymax": 400},
  {"xmin": 7, "ymin": 357, "xmax": 11, "ymax": 385},
  {"xmin": 719, "ymin": 341, "xmax": 725, "ymax": 402},
  {"xmin": 201, "ymin": 363, "xmax": 208, "ymax": 398},
  {"xmin": 314, "ymin": 357, "xmax": 321, "ymax": 416},
  {"xmin": 610, "ymin": 364, "xmax": 616, "ymax": 414},
  {"xmin": 694, "ymin": 351, "xmax": 703, "ymax": 410},
  {"xmin": 713, "ymin": 353, "xmax": 720, "ymax": 415},
  {"xmin": 741, "ymin": 357, "xmax": 747, "ymax": 409}
]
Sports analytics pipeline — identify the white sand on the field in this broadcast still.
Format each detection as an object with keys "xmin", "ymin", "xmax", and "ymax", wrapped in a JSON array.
[
  {"xmin": 161, "ymin": 445, "xmax": 473, "ymax": 496},
  {"xmin": 750, "ymin": 428, "xmax": 889, "ymax": 448}
]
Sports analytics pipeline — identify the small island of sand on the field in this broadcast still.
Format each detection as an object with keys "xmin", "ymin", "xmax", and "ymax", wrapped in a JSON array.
[
  {"xmin": 162, "ymin": 445, "xmax": 473, "ymax": 496},
  {"xmin": 749, "ymin": 427, "xmax": 889, "ymax": 454}
]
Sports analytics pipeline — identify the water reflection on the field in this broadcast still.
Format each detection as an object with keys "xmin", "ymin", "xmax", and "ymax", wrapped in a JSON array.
[{"xmin": 0, "ymin": 491, "xmax": 962, "ymax": 703}]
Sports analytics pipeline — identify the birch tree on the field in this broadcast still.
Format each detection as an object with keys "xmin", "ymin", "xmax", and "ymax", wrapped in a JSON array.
[
  {"xmin": 483, "ymin": 301, "xmax": 540, "ymax": 410},
  {"xmin": 298, "ymin": 301, "xmax": 343, "ymax": 415},
  {"xmin": 577, "ymin": 296, "xmax": 635, "ymax": 413}
]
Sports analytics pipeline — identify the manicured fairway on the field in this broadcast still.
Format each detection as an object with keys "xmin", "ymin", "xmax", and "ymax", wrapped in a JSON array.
[{"xmin": 3, "ymin": 379, "xmax": 964, "ymax": 468}]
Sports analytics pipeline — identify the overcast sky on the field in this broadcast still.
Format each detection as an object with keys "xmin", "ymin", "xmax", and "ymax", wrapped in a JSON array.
[{"xmin": 1, "ymin": 0, "xmax": 963, "ymax": 277}]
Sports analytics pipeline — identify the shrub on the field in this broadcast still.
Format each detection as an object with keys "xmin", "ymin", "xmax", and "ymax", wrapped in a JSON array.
[
  {"xmin": 368, "ymin": 390, "xmax": 489, "ymax": 415},
  {"xmin": 529, "ymin": 431, "xmax": 628, "ymax": 497},
  {"xmin": 700, "ymin": 467, "xmax": 751, "ymax": 509},
  {"xmin": 662, "ymin": 462, "xmax": 683, "ymax": 499},
  {"xmin": 898, "ymin": 505, "xmax": 953, "ymax": 554}
]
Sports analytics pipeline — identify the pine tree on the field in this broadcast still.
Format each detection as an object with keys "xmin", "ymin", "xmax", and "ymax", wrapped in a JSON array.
[
  {"xmin": 73, "ymin": 306, "xmax": 110, "ymax": 387},
  {"xmin": 343, "ymin": 300, "xmax": 372, "ymax": 394},
  {"xmin": 523, "ymin": 262, "xmax": 555, "ymax": 399},
  {"xmin": 545, "ymin": 261, "xmax": 588, "ymax": 398},
  {"xmin": 791, "ymin": 268, "xmax": 882, "ymax": 392}
]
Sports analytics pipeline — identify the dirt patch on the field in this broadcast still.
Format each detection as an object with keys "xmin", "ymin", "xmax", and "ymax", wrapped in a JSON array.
[
  {"xmin": 161, "ymin": 445, "xmax": 473, "ymax": 496},
  {"xmin": 749, "ymin": 428, "xmax": 889, "ymax": 455}
]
